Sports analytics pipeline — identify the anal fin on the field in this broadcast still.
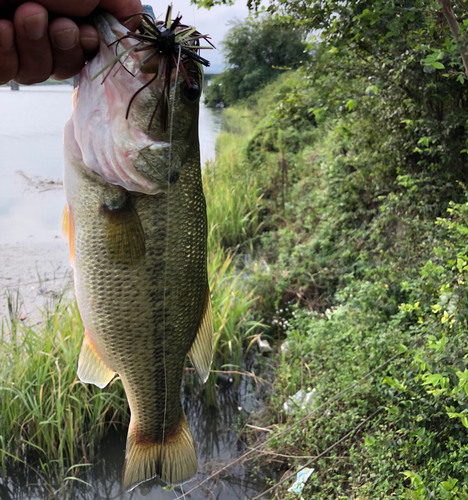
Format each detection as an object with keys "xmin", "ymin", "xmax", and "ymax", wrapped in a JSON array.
[
  {"xmin": 78, "ymin": 332, "xmax": 115, "ymax": 389},
  {"xmin": 188, "ymin": 287, "xmax": 213, "ymax": 383},
  {"xmin": 123, "ymin": 411, "xmax": 197, "ymax": 491}
]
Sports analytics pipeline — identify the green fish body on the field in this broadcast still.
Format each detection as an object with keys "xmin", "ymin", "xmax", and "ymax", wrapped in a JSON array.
[{"xmin": 62, "ymin": 12, "xmax": 213, "ymax": 491}]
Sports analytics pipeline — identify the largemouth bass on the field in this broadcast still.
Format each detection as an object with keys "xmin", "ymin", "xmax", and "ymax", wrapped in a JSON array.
[{"xmin": 62, "ymin": 11, "xmax": 213, "ymax": 491}]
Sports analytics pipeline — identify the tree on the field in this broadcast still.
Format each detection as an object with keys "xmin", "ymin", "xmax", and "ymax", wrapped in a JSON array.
[
  {"xmin": 261, "ymin": 0, "xmax": 468, "ymax": 184},
  {"xmin": 204, "ymin": 16, "xmax": 308, "ymax": 107}
]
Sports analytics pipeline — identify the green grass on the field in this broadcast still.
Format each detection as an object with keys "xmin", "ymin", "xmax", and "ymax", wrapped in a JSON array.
[
  {"xmin": 0, "ymin": 296, "xmax": 127, "ymax": 490},
  {"xmin": 208, "ymin": 62, "xmax": 468, "ymax": 498},
  {"xmin": 203, "ymin": 121, "xmax": 266, "ymax": 398},
  {"xmin": 205, "ymin": 152, "xmax": 263, "ymax": 249}
]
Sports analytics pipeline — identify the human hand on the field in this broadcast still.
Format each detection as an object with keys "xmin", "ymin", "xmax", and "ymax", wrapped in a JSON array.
[{"xmin": 0, "ymin": 0, "xmax": 142, "ymax": 84}]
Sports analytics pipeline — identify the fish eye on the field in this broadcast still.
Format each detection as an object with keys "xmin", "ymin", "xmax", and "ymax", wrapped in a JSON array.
[{"xmin": 182, "ymin": 82, "xmax": 200, "ymax": 103}]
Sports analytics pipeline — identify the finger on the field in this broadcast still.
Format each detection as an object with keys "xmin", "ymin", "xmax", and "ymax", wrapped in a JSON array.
[
  {"xmin": 78, "ymin": 23, "xmax": 98, "ymax": 60},
  {"xmin": 14, "ymin": 2, "xmax": 52, "ymax": 84},
  {"xmin": 49, "ymin": 17, "xmax": 84, "ymax": 80},
  {"xmin": 0, "ymin": 20, "xmax": 17, "ymax": 84},
  {"xmin": 1, "ymin": 1, "xmax": 142, "ymax": 28},
  {"xmin": 99, "ymin": 0, "xmax": 142, "ymax": 31},
  {"xmin": 1, "ymin": 0, "xmax": 100, "ymax": 18}
]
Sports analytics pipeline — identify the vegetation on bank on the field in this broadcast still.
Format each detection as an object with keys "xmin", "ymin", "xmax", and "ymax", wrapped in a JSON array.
[
  {"xmin": 199, "ymin": 1, "xmax": 468, "ymax": 497},
  {"xmin": 0, "ymin": 299, "xmax": 128, "ymax": 493},
  {"xmin": 204, "ymin": 15, "xmax": 309, "ymax": 107}
]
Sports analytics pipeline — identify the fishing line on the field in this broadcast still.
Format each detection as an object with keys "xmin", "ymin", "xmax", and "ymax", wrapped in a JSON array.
[
  {"xmin": 173, "ymin": 484, "xmax": 187, "ymax": 500},
  {"xmin": 161, "ymin": 41, "xmax": 183, "ymax": 471}
]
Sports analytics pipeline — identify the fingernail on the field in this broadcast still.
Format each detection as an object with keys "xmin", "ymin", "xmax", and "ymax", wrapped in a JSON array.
[
  {"xmin": 23, "ymin": 13, "xmax": 47, "ymax": 40},
  {"xmin": 0, "ymin": 26, "xmax": 14, "ymax": 50},
  {"xmin": 52, "ymin": 29, "xmax": 78, "ymax": 50},
  {"xmin": 80, "ymin": 36, "xmax": 99, "ymax": 51}
]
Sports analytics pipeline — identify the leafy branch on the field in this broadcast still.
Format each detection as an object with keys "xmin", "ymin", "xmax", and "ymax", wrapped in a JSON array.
[{"xmin": 437, "ymin": 0, "xmax": 468, "ymax": 77}]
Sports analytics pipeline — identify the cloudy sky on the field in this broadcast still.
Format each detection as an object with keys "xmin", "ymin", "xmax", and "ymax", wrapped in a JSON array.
[{"xmin": 144, "ymin": 0, "xmax": 251, "ymax": 73}]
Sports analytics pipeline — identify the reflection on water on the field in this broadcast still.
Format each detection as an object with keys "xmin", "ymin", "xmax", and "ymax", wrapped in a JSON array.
[
  {"xmin": 0, "ymin": 86, "xmax": 222, "ymax": 245},
  {"xmin": 1, "ymin": 377, "xmax": 271, "ymax": 499}
]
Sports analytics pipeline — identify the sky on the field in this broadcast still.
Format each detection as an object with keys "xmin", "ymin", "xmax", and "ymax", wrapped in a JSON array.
[{"xmin": 144, "ymin": 0, "xmax": 251, "ymax": 73}]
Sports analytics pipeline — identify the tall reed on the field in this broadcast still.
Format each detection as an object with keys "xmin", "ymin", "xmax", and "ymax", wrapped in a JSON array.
[
  {"xmin": 204, "ymin": 119, "xmax": 265, "ymax": 376},
  {"xmin": 0, "ymin": 297, "xmax": 128, "ymax": 488}
]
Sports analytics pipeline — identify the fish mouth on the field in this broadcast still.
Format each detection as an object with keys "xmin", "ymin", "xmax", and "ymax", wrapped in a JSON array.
[
  {"xmin": 69, "ymin": 11, "xmax": 179, "ymax": 194},
  {"xmin": 92, "ymin": 12, "xmax": 174, "ymax": 148},
  {"xmin": 91, "ymin": 12, "xmax": 172, "ymax": 150}
]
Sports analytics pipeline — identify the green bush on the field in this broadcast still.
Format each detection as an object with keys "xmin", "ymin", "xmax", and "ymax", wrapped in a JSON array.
[{"xmin": 204, "ymin": 22, "xmax": 468, "ymax": 493}]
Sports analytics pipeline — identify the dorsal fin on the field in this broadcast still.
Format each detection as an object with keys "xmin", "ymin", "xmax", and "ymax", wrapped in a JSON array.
[{"xmin": 188, "ymin": 287, "xmax": 213, "ymax": 383}]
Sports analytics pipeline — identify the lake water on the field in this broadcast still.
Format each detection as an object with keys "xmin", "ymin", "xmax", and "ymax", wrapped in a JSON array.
[{"xmin": 0, "ymin": 86, "xmax": 271, "ymax": 499}]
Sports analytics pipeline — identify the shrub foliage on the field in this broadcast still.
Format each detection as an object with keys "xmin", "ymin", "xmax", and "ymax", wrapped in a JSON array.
[{"xmin": 198, "ymin": 0, "xmax": 468, "ymax": 497}]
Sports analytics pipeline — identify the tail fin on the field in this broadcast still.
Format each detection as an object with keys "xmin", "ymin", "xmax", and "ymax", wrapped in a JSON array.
[{"xmin": 122, "ymin": 412, "xmax": 197, "ymax": 492}]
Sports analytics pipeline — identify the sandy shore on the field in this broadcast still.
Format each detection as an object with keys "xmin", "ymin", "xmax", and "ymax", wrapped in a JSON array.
[{"xmin": 0, "ymin": 241, "xmax": 73, "ymax": 324}]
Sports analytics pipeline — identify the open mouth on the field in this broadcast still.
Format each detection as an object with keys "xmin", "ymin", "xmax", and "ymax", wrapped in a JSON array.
[
  {"xmin": 66, "ymin": 9, "xmax": 210, "ymax": 195},
  {"xmin": 67, "ymin": 13, "xmax": 169, "ymax": 195}
]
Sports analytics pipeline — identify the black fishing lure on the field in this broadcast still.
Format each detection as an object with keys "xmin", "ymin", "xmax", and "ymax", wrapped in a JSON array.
[{"xmin": 97, "ymin": 5, "xmax": 213, "ymax": 131}]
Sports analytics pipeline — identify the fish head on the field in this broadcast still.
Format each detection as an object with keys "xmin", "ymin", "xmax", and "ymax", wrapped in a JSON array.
[{"xmin": 69, "ymin": 11, "xmax": 203, "ymax": 194}]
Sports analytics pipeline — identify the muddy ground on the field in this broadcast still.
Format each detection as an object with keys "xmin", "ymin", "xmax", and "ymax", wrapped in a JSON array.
[{"xmin": 0, "ymin": 242, "xmax": 72, "ymax": 325}]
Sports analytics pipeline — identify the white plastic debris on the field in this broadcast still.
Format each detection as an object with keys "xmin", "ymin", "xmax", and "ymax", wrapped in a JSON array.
[
  {"xmin": 280, "ymin": 340, "xmax": 290, "ymax": 354},
  {"xmin": 288, "ymin": 467, "xmax": 314, "ymax": 498},
  {"xmin": 256, "ymin": 336, "xmax": 273, "ymax": 353},
  {"xmin": 283, "ymin": 388, "xmax": 316, "ymax": 414}
]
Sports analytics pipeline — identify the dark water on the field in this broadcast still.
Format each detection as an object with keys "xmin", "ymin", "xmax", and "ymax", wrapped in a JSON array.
[{"xmin": 1, "ymin": 377, "xmax": 271, "ymax": 499}]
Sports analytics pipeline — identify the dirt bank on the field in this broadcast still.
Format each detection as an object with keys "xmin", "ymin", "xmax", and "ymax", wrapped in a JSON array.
[{"xmin": 0, "ymin": 242, "xmax": 72, "ymax": 324}]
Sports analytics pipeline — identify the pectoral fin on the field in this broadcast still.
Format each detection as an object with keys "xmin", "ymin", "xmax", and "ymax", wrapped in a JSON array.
[
  {"xmin": 61, "ymin": 204, "xmax": 76, "ymax": 267},
  {"xmin": 101, "ymin": 196, "xmax": 145, "ymax": 265},
  {"xmin": 188, "ymin": 287, "xmax": 213, "ymax": 383},
  {"xmin": 78, "ymin": 332, "xmax": 116, "ymax": 389}
]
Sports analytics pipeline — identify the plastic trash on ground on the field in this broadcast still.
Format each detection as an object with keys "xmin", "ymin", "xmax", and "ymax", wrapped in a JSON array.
[
  {"xmin": 283, "ymin": 388, "xmax": 316, "ymax": 414},
  {"xmin": 256, "ymin": 336, "xmax": 273, "ymax": 353},
  {"xmin": 288, "ymin": 467, "xmax": 314, "ymax": 499}
]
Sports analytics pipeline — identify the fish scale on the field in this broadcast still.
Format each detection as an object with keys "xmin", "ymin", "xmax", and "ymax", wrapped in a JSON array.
[
  {"xmin": 62, "ymin": 11, "xmax": 213, "ymax": 492},
  {"xmin": 65, "ymin": 140, "xmax": 209, "ymax": 484}
]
